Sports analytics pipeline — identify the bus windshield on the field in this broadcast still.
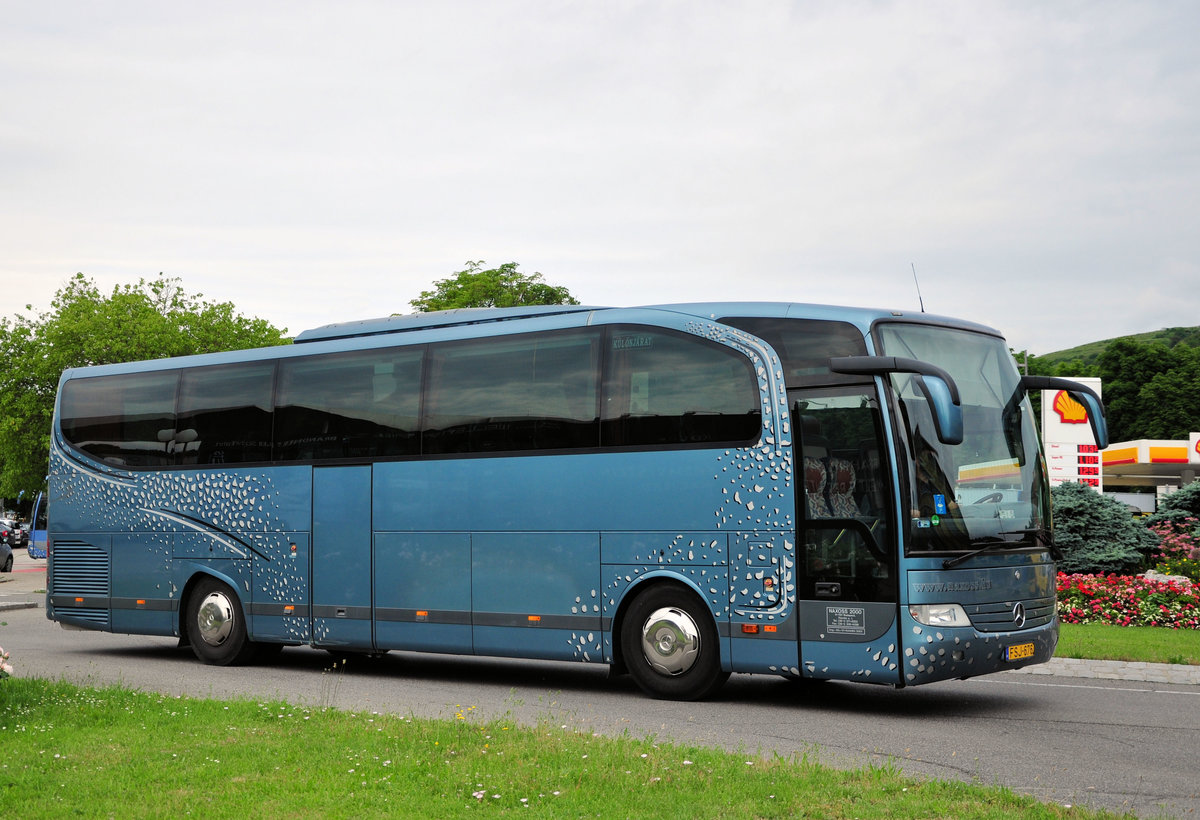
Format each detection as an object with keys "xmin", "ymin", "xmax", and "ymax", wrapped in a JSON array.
[{"xmin": 876, "ymin": 323, "xmax": 1050, "ymax": 555}]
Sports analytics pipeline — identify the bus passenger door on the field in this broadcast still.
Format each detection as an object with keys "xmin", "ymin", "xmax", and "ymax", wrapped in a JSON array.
[
  {"xmin": 792, "ymin": 388, "xmax": 901, "ymax": 684},
  {"xmin": 312, "ymin": 465, "xmax": 374, "ymax": 649}
]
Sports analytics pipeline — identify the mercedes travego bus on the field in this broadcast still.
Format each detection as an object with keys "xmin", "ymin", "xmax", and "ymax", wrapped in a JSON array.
[{"xmin": 45, "ymin": 302, "xmax": 1105, "ymax": 700}]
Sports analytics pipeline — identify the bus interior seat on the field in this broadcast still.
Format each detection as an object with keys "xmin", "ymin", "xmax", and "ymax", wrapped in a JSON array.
[
  {"xmin": 827, "ymin": 457, "xmax": 861, "ymax": 518},
  {"xmin": 804, "ymin": 456, "xmax": 832, "ymax": 518},
  {"xmin": 799, "ymin": 414, "xmax": 833, "ymax": 518}
]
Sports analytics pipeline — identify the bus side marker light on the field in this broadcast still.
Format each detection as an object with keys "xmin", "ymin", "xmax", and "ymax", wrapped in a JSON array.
[
  {"xmin": 136, "ymin": 599, "xmax": 146, "ymax": 608},
  {"xmin": 528, "ymin": 615, "xmax": 541, "ymax": 624},
  {"xmin": 742, "ymin": 624, "xmax": 759, "ymax": 634},
  {"xmin": 416, "ymin": 610, "xmax": 428, "ymax": 622},
  {"xmin": 284, "ymin": 605, "xmax": 295, "ymax": 615},
  {"xmin": 75, "ymin": 597, "xmax": 84, "ymax": 605},
  {"xmin": 764, "ymin": 625, "xmax": 777, "ymax": 633}
]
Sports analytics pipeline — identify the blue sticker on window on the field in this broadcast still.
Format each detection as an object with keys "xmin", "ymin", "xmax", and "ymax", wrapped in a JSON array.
[{"xmin": 934, "ymin": 494, "xmax": 947, "ymax": 515}]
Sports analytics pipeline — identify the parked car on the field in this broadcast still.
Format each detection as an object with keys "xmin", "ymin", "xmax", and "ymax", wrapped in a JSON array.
[
  {"xmin": 0, "ymin": 518, "xmax": 26, "ymax": 548},
  {"xmin": 0, "ymin": 537, "xmax": 11, "ymax": 572}
]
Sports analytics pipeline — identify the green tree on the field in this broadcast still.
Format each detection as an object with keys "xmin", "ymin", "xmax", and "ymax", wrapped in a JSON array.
[
  {"xmin": 1137, "ymin": 350, "xmax": 1200, "ymax": 439},
  {"xmin": 410, "ymin": 261, "xmax": 579, "ymax": 312},
  {"xmin": 0, "ymin": 273, "xmax": 288, "ymax": 498},
  {"xmin": 1051, "ymin": 482, "xmax": 1158, "ymax": 574},
  {"xmin": 1099, "ymin": 338, "xmax": 1180, "ymax": 446}
]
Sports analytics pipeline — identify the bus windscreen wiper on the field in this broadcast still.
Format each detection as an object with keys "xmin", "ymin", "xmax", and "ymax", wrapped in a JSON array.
[
  {"xmin": 942, "ymin": 538, "xmax": 1006, "ymax": 569},
  {"xmin": 1001, "ymin": 526, "xmax": 1059, "ymax": 559},
  {"xmin": 942, "ymin": 528, "xmax": 1053, "ymax": 569}
]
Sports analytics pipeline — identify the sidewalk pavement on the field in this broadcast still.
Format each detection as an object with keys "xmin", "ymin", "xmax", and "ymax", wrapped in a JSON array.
[
  {"xmin": 4, "ymin": 548, "xmax": 1199, "ymax": 686},
  {"xmin": 1, "ymin": 545, "xmax": 46, "ymax": 611}
]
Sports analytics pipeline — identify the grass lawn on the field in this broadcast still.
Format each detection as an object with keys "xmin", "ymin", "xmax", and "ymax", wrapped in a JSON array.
[
  {"xmin": 1056, "ymin": 622, "xmax": 1200, "ymax": 665},
  {"xmin": 1, "ymin": 624, "xmax": 1193, "ymax": 817},
  {"xmin": 0, "ymin": 677, "xmax": 1115, "ymax": 819}
]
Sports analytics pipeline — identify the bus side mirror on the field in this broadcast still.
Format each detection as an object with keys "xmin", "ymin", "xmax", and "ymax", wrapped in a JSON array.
[
  {"xmin": 829, "ymin": 356, "xmax": 964, "ymax": 446},
  {"xmin": 1019, "ymin": 376, "xmax": 1109, "ymax": 450},
  {"xmin": 913, "ymin": 374, "xmax": 964, "ymax": 446}
]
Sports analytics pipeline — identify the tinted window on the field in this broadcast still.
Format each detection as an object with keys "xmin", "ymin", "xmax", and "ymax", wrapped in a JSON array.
[
  {"xmin": 601, "ymin": 327, "xmax": 760, "ymax": 447},
  {"xmin": 424, "ymin": 329, "xmax": 600, "ymax": 454},
  {"xmin": 276, "ymin": 347, "xmax": 423, "ymax": 460},
  {"xmin": 176, "ymin": 362, "xmax": 276, "ymax": 465},
  {"xmin": 720, "ymin": 317, "xmax": 868, "ymax": 387},
  {"xmin": 60, "ymin": 325, "xmax": 767, "ymax": 468},
  {"xmin": 60, "ymin": 371, "xmax": 178, "ymax": 467},
  {"xmin": 794, "ymin": 387, "xmax": 895, "ymax": 602}
]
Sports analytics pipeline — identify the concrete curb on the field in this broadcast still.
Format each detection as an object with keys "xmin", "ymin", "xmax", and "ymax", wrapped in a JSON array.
[
  {"xmin": 1005, "ymin": 656, "xmax": 1200, "ymax": 686},
  {"xmin": 0, "ymin": 579, "xmax": 43, "ymax": 612}
]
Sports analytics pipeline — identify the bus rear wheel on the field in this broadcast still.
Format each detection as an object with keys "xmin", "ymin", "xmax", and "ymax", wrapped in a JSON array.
[
  {"xmin": 620, "ymin": 584, "xmax": 728, "ymax": 701},
  {"xmin": 186, "ymin": 576, "xmax": 257, "ymax": 666}
]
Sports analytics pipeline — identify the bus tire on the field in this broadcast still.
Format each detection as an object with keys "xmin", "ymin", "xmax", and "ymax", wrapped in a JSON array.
[
  {"xmin": 186, "ymin": 576, "xmax": 256, "ymax": 666},
  {"xmin": 620, "ymin": 583, "xmax": 728, "ymax": 701}
]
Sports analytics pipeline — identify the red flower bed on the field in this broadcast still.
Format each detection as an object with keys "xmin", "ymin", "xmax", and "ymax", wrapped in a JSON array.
[{"xmin": 1056, "ymin": 572, "xmax": 1200, "ymax": 629}]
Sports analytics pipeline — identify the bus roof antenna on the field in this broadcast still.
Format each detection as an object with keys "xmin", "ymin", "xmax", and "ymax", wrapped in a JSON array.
[{"xmin": 911, "ymin": 262, "xmax": 926, "ymax": 313}]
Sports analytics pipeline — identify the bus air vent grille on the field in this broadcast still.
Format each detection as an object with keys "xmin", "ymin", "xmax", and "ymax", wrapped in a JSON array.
[
  {"xmin": 52, "ymin": 540, "xmax": 111, "ymax": 596},
  {"xmin": 61, "ymin": 608, "xmax": 110, "ymax": 628}
]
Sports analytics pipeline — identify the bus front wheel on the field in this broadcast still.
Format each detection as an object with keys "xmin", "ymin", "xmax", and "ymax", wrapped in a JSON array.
[
  {"xmin": 186, "ymin": 576, "xmax": 256, "ymax": 666},
  {"xmin": 620, "ymin": 584, "xmax": 728, "ymax": 701}
]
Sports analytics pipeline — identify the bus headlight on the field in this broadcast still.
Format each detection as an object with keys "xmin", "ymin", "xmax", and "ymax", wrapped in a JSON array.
[{"xmin": 908, "ymin": 604, "xmax": 972, "ymax": 628}]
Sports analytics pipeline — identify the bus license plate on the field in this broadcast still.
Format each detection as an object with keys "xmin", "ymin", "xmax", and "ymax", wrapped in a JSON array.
[{"xmin": 1005, "ymin": 642, "xmax": 1035, "ymax": 661}]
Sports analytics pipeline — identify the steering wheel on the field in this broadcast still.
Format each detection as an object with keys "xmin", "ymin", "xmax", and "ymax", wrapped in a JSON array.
[{"xmin": 974, "ymin": 492, "xmax": 1003, "ymax": 504}]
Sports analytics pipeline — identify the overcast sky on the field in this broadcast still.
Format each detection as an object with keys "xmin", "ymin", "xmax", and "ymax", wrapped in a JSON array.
[{"xmin": 2, "ymin": 1, "xmax": 1197, "ymax": 354}]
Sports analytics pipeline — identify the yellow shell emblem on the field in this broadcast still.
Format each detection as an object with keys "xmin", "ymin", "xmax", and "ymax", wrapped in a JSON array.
[{"xmin": 1053, "ymin": 390, "xmax": 1087, "ymax": 424}]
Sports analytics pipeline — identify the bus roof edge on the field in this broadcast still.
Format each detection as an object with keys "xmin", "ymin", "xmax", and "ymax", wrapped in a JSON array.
[{"xmin": 294, "ymin": 305, "xmax": 607, "ymax": 343}]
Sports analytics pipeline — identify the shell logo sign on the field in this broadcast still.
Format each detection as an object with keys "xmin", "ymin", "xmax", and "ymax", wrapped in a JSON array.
[
  {"xmin": 1042, "ymin": 378, "xmax": 1103, "ymax": 489},
  {"xmin": 1052, "ymin": 390, "xmax": 1088, "ymax": 424}
]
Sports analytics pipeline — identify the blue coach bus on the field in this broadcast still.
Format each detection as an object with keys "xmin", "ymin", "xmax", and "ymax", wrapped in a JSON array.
[{"xmin": 45, "ymin": 302, "xmax": 1105, "ymax": 700}]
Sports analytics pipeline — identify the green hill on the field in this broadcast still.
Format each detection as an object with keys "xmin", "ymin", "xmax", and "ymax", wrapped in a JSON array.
[{"xmin": 1034, "ymin": 326, "xmax": 1200, "ymax": 369}]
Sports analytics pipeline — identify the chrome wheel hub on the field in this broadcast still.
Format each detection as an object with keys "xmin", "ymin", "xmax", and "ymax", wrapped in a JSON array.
[
  {"xmin": 196, "ymin": 591, "xmax": 235, "ymax": 647},
  {"xmin": 640, "ymin": 606, "xmax": 700, "ymax": 676}
]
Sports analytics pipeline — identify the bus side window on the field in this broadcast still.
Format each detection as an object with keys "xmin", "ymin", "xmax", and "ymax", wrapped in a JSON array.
[
  {"xmin": 177, "ymin": 362, "xmax": 275, "ymax": 465},
  {"xmin": 276, "ymin": 348, "xmax": 423, "ymax": 461},
  {"xmin": 601, "ymin": 327, "xmax": 760, "ymax": 448},
  {"xmin": 423, "ymin": 329, "xmax": 600, "ymax": 455},
  {"xmin": 60, "ymin": 371, "xmax": 178, "ymax": 467}
]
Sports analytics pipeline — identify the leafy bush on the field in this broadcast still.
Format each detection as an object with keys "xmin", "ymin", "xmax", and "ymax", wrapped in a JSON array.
[
  {"xmin": 1051, "ymin": 482, "xmax": 1158, "ymax": 574},
  {"xmin": 1057, "ymin": 573, "xmax": 1200, "ymax": 628},
  {"xmin": 1145, "ymin": 481, "xmax": 1200, "ymax": 528}
]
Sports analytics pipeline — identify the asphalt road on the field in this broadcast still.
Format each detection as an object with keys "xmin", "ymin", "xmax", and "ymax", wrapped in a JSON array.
[{"xmin": 2, "ymin": 600, "xmax": 1198, "ymax": 818}]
